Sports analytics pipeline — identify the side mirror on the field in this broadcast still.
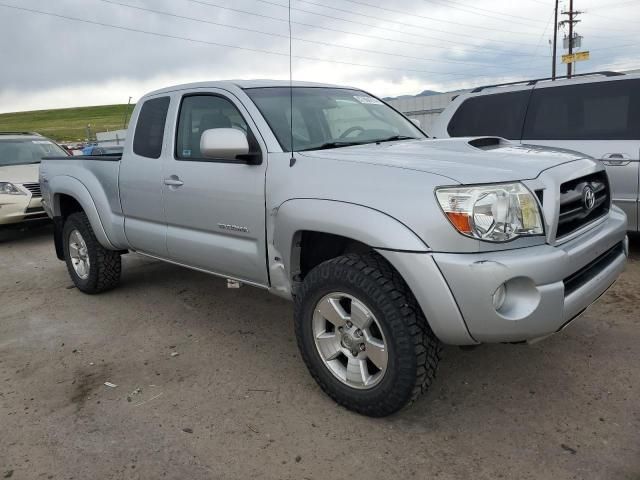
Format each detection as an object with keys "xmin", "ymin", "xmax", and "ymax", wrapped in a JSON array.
[
  {"xmin": 410, "ymin": 118, "xmax": 422, "ymax": 128},
  {"xmin": 200, "ymin": 128, "xmax": 249, "ymax": 161}
]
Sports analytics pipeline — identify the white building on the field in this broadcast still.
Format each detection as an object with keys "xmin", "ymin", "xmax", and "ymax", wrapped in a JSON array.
[
  {"xmin": 96, "ymin": 129, "xmax": 127, "ymax": 146},
  {"xmin": 386, "ymin": 91, "xmax": 465, "ymax": 135}
]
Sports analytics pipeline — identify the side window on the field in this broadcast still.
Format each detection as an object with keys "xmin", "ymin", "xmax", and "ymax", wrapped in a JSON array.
[
  {"xmin": 523, "ymin": 79, "xmax": 640, "ymax": 140},
  {"xmin": 176, "ymin": 95, "xmax": 251, "ymax": 160},
  {"xmin": 447, "ymin": 90, "xmax": 530, "ymax": 140},
  {"xmin": 133, "ymin": 97, "xmax": 170, "ymax": 159}
]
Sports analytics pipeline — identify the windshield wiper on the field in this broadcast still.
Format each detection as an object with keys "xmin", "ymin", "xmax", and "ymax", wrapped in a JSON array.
[
  {"xmin": 299, "ymin": 141, "xmax": 363, "ymax": 152},
  {"xmin": 299, "ymin": 136, "xmax": 419, "ymax": 152},
  {"xmin": 374, "ymin": 135, "xmax": 420, "ymax": 143}
]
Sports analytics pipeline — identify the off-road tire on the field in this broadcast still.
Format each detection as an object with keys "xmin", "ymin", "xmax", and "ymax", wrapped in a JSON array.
[
  {"xmin": 294, "ymin": 253, "xmax": 441, "ymax": 417},
  {"xmin": 63, "ymin": 212, "xmax": 121, "ymax": 294}
]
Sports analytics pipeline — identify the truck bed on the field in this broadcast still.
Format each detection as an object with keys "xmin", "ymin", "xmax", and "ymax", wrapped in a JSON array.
[{"xmin": 43, "ymin": 154, "xmax": 122, "ymax": 161}]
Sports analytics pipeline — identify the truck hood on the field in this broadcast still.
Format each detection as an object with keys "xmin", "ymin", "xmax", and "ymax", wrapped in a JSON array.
[
  {"xmin": 0, "ymin": 163, "xmax": 40, "ymax": 184},
  {"xmin": 299, "ymin": 137, "xmax": 588, "ymax": 184}
]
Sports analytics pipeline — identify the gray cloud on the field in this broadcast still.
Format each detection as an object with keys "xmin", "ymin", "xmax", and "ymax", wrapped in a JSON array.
[{"xmin": 0, "ymin": 0, "xmax": 638, "ymax": 112}]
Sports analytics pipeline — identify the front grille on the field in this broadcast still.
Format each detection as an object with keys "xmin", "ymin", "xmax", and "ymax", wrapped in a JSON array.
[
  {"xmin": 563, "ymin": 242, "xmax": 624, "ymax": 296},
  {"xmin": 556, "ymin": 171, "xmax": 609, "ymax": 238},
  {"xmin": 25, "ymin": 206, "xmax": 45, "ymax": 214},
  {"xmin": 22, "ymin": 182, "xmax": 41, "ymax": 197}
]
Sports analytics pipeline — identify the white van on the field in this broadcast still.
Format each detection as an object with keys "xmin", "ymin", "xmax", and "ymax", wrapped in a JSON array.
[{"xmin": 432, "ymin": 72, "xmax": 640, "ymax": 231}]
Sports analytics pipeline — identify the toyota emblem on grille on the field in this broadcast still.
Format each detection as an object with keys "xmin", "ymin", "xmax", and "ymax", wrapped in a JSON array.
[{"xmin": 582, "ymin": 185, "xmax": 596, "ymax": 211}]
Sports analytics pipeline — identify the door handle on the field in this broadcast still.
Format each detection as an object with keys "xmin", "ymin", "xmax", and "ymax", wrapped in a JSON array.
[
  {"xmin": 164, "ymin": 177, "xmax": 184, "ymax": 187},
  {"xmin": 601, "ymin": 153, "xmax": 631, "ymax": 166}
]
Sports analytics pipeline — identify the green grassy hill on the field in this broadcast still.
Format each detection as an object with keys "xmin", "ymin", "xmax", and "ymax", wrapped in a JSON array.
[{"xmin": 0, "ymin": 104, "xmax": 135, "ymax": 143}]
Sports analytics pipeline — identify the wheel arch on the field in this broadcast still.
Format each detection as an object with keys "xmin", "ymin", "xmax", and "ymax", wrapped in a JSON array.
[
  {"xmin": 49, "ymin": 176, "xmax": 117, "ymax": 256},
  {"xmin": 268, "ymin": 199, "xmax": 429, "ymax": 298},
  {"xmin": 268, "ymin": 199, "xmax": 475, "ymax": 345}
]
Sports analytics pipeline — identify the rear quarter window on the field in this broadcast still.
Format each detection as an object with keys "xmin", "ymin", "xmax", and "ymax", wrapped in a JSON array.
[
  {"xmin": 523, "ymin": 79, "xmax": 640, "ymax": 140},
  {"xmin": 447, "ymin": 90, "xmax": 530, "ymax": 140},
  {"xmin": 133, "ymin": 97, "xmax": 170, "ymax": 158}
]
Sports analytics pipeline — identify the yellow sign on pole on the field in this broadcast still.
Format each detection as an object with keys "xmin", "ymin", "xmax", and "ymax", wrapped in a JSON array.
[
  {"xmin": 562, "ymin": 51, "xmax": 590, "ymax": 64},
  {"xmin": 575, "ymin": 51, "xmax": 590, "ymax": 61}
]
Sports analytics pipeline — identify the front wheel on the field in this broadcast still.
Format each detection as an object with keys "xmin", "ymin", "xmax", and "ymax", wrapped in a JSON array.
[
  {"xmin": 63, "ymin": 212, "xmax": 121, "ymax": 294},
  {"xmin": 294, "ymin": 253, "xmax": 441, "ymax": 417}
]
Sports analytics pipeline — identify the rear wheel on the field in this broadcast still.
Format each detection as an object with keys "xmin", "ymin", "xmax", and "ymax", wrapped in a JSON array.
[
  {"xmin": 63, "ymin": 212, "xmax": 121, "ymax": 294},
  {"xmin": 294, "ymin": 253, "xmax": 441, "ymax": 417}
]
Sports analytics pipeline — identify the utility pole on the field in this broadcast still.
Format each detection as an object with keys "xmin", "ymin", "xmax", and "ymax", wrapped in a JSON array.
[
  {"xmin": 567, "ymin": 0, "xmax": 574, "ymax": 77},
  {"xmin": 552, "ymin": 0, "xmax": 559, "ymax": 80},
  {"xmin": 559, "ymin": 0, "xmax": 582, "ymax": 79},
  {"xmin": 122, "ymin": 96, "xmax": 133, "ymax": 129}
]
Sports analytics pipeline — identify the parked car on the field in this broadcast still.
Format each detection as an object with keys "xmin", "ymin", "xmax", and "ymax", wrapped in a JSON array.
[
  {"xmin": 40, "ymin": 80, "xmax": 628, "ymax": 416},
  {"xmin": 432, "ymin": 71, "xmax": 640, "ymax": 231},
  {"xmin": 82, "ymin": 145, "xmax": 124, "ymax": 156},
  {"xmin": 81, "ymin": 144, "xmax": 97, "ymax": 155},
  {"xmin": 0, "ymin": 132, "xmax": 68, "ymax": 226}
]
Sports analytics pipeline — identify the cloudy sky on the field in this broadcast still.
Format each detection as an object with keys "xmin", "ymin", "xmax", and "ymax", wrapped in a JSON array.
[{"xmin": 0, "ymin": 0, "xmax": 638, "ymax": 113}]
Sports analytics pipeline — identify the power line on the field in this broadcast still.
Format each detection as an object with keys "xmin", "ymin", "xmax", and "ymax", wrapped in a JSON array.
[
  {"xmin": 187, "ymin": 0, "xmax": 549, "ymax": 57},
  {"xmin": 588, "ymin": 0, "xmax": 638, "ymax": 11},
  {"xmin": 0, "ymin": 2, "xmax": 531, "ymax": 81},
  {"xmin": 522, "ymin": 0, "xmax": 553, "ymax": 6},
  {"xmin": 95, "ymin": 0, "xmax": 527, "ymax": 70},
  {"xmin": 504, "ymin": 4, "xmax": 556, "ymax": 70},
  {"xmin": 277, "ymin": 0, "xmax": 545, "ymax": 41},
  {"xmin": 424, "ymin": 0, "xmax": 548, "ymax": 25},
  {"xmin": 300, "ymin": 0, "xmax": 546, "ymax": 35},
  {"xmin": 589, "ymin": 42, "xmax": 640, "ymax": 52},
  {"xmin": 583, "ymin": 10, "xmax": 638, "ymax": 24}
]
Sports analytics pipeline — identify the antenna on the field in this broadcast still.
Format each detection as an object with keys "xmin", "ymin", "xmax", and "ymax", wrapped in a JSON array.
[{"xmin": 288, "ymin": 0, "xmax": 296, "ymax": 167}]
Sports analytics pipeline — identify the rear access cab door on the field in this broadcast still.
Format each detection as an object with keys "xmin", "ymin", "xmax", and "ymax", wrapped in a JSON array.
[
  {"xmin": 521, "ymin": 77, "xmax": 640, "ymax": 231},
  {"xmin": 120, "ymin": 96, "xmax": 171, "ymax": 257}
]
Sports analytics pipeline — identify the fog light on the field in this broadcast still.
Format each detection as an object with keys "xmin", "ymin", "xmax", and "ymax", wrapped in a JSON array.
[{"xmin": 492, "ymin": 284, "xmax": 507, "ymax": 311}]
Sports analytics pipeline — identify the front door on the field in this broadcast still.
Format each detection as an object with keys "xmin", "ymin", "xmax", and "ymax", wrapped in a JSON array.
[
  {"xmin": 162, "ymin": 91, "xmax": 269, "ymax": 286},
  {"xmin": 522, "ymin": 79, "xmax": 640, "ymax": 231}
]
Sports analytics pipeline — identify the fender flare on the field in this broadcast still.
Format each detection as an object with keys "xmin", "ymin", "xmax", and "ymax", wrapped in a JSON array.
[
  {"xmin": 269, "ymin": 198, "xmax": 475, "ymax": 345},
  {"xmin": 270, "ymin": 199, "xmax": 429, "ymax": 285},
  {"xmin": 49, "ymin": 176, "xmax": 116, "ymax": 251}
]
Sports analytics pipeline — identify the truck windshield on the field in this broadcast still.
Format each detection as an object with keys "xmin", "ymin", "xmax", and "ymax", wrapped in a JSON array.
[
  {"xmin": 244, "ymin": 87, "xmax": 425, "ymax": 152},
  {"xmin": 0, "ymin": 139, "xmax": 67, "ymax": 166}
]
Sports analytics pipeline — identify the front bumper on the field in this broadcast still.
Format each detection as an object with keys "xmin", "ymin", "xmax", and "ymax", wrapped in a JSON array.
[
  {"xmin": 432, "ymin": 207, "xmax": 628, "ymax": 343},
  {"xmin": 0, "ymin": 194, "xmax": 47, "ymax": 225}
]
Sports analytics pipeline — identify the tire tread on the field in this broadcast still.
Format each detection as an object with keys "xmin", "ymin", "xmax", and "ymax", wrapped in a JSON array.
[
  {"xmin": 64, "ymin": 212, "xmax": 121, "ymax": 294},
  {"xmin": 294, "ymin": 252, "xmax": 441, "ymax": 416}
]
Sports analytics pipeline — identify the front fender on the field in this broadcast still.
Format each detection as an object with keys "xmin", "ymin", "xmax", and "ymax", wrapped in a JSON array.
[
  {"xmin": 50, "ymin": 176, "xmax": 117, "ymax": 251},
  {"xmin": 268, "ymin": 198, "xmax": 429, "ymax": 298}
]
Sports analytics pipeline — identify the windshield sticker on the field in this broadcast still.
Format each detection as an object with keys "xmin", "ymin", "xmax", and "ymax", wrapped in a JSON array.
[
  {"xmin": 182, "ymin": 149, "xmax": 192, "ymax": 157},
  {"xmin": 32, "ymin": 140, "xmax": 53, "ymax": 145},
  {"xmin": 353, "ymin": 95, "xmax": 383, "ymax": 105}
]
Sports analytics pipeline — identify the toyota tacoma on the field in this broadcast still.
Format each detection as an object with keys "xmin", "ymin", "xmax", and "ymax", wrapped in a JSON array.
[{"xmin": 40, "ymin": 80, "xmax": 628, "ymax": 416}]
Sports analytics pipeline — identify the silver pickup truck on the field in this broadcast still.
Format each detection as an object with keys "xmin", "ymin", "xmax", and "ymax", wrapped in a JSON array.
[{"xmin": 40, "ymin": 80, "xmax": 628, "ymax": 417}]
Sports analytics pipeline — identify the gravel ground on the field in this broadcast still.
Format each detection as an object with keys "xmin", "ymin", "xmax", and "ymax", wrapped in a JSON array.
[{"xmin": 1, "ymin": 224, "xmax": 638, "ymax": 480}]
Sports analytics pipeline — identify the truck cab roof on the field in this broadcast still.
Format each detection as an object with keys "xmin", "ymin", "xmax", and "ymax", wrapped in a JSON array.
[{"xmin": 142, "ymin": 79, "xmax": 357, "ymax": 98}]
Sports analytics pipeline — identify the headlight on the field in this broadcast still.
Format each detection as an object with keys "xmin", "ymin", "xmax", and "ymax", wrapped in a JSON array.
[
  {"xmin": 436, "ymin": 183, "xmax": 544, "ymax": 242},
  {"xmin": 0, "ymin": 182, "xmax": 26, "ymax": 195}
]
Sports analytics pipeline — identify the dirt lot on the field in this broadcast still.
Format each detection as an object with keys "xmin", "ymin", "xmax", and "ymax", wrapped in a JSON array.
[{"xmin": 1, "ymin": 224, "xmax": 638, "ymax": 480}]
